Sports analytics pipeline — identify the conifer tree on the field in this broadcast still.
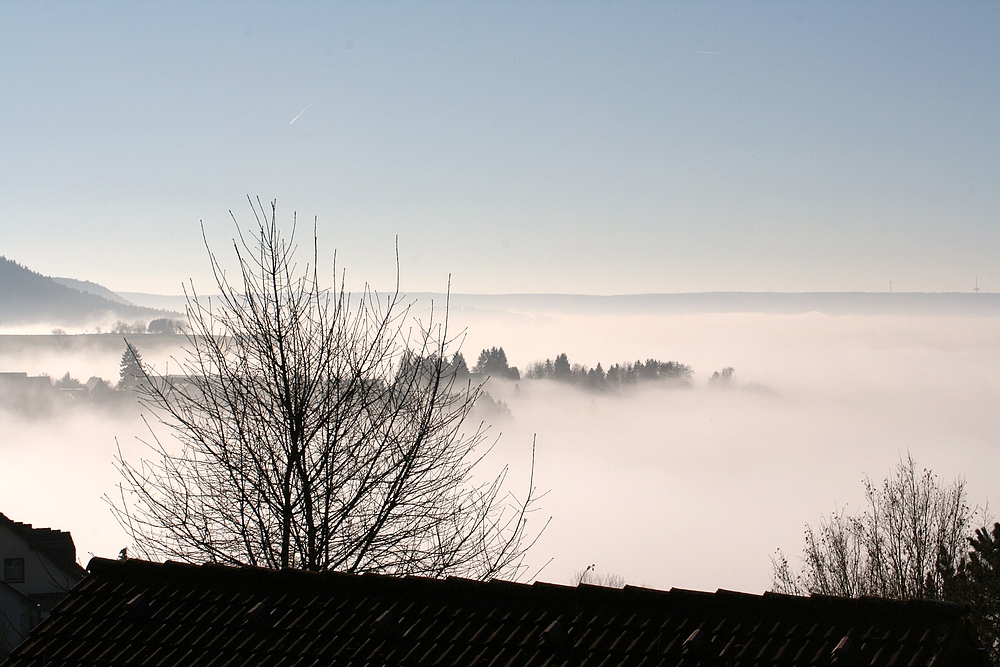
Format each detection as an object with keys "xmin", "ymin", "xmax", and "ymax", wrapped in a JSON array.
[{"xmin": 118, "ymin": 342, "xmax": 145, "ymax": 390}]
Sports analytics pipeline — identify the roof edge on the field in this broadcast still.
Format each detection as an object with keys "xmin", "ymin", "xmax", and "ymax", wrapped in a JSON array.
[{"xmin": 85, "ymin": 557, "xmax": 968, "ymax": 620}]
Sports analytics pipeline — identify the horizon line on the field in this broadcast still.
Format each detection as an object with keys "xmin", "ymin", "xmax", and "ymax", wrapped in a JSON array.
[{"xmin": 118, "ymin": 289, "xmax": 999, "ymax": 298}]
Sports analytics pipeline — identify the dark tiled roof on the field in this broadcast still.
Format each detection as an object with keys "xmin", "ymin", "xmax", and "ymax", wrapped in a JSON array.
[
  {"xmin": 3, "ymin": 557, "xmax": 985, "ymax": 667},
  {"xmin": 0, "ymin": 513, "xmax": 86, "ymax": 578}
]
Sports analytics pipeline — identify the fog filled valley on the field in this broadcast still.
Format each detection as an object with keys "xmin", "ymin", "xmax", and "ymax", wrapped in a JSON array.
[
  {"xmin": 2, "ymin": 304, "xmax": 997, "ymax": 594},
  {"xmin": 5, "ymin": 4, "xmax": 1000, "ymax": 665}
]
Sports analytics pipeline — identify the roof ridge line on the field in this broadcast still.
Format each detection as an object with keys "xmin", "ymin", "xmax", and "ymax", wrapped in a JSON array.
[{"xmin": 83, "ymin": 557, "xmax": 968, "ymax": 620}]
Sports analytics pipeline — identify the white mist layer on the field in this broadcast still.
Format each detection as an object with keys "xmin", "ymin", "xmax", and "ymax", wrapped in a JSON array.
[
  {"xmin": 1, "ymin": 311, "xmax": 997, "ymax": 594},
  {"xmin": 457, "ymin": 311, "xmax": 1000, "ymax": 592}
]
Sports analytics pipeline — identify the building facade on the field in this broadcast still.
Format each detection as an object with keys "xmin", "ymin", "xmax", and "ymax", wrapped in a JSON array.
[{"xmin": 0, "ymin": 514, "xmax": 85, "ymax": 660}]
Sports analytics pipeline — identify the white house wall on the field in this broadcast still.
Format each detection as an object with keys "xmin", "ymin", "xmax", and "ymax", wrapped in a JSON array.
[{"xmin": 0, "ymin": 525, "xmax": 79, "ymax": 599}]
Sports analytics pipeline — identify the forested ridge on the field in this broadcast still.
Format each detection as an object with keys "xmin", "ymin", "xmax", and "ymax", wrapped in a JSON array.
[{"xmin": 0, "ymin": 257, "xmax": 178, "ymax": 326}]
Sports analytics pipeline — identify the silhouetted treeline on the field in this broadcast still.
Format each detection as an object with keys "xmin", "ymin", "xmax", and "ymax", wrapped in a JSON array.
[
  {"xmin": 466, "ymin": 347, "xmax": 695, "ymax": 391},
  {"xmin": 708, "ymin": 367, "xmax": 734, "ymax": 387},
  {"xmin": 525, "ymin": 353, "xmax": 693, "ymax": 389},
  {"xmin": 110, "ymin": 318, "xmax": 187, "ymax": 334},
  {"xmin": 472, "ymin": 347, "xmax": 520, "ymax": 380}
]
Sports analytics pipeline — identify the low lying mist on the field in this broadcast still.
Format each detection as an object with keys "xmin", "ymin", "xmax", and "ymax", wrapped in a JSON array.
[
  {"xmin": 1, "ymin": 310, "xmax": 997, "ymax": 594},
  {"xmin": 0, "ymin": 333, "xmax": 188, "ymax": 383}
]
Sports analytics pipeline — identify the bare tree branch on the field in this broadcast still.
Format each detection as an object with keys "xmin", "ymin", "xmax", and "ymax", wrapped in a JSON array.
[
  {"xmin": 110, "ymin": 199, "xmax": 544, "ymax": 580},
  {"xmin": 772, "ymin": 453, "xmax": 979, "ymax": 600}
]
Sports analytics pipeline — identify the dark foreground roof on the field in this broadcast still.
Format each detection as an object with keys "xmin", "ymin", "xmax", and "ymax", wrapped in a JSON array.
[{"xmin": 3, "ymin": 558, "xmax": 985, "ymax": 667}]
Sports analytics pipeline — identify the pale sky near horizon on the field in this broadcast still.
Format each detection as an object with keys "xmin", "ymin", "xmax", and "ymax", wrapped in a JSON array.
[{"xmin": 2, "ymin": 2, "xmax": 998, "ymax": 295}]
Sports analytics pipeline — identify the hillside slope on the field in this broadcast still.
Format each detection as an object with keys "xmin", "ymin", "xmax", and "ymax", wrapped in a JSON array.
[
  {"xmin": 405, "ymin": 291, "xmax": 1000, "ymax": 317},
  {"xmin": 51, "ymin": 276, "xmax": 135, "ymax": 305},
  {"xmin": 0, "ymin": 257, "xmax": 179, "ymax": 327}
]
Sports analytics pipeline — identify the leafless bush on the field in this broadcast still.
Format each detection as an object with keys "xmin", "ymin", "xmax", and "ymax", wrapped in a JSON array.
[{"xmin": 773, "ymin": 454, "xmax": 978, "ymax": 599}]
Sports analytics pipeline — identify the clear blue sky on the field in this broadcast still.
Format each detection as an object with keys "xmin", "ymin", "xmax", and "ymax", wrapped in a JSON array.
[{"xmin": 2, "ymin": 2, "xmax": 997, "ymax": 294}]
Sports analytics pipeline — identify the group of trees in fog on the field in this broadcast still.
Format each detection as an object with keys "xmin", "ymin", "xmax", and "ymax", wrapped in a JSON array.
[
  {"xmin": 524, "ymin": 354, "xmax": 693, "ymax": 389},
  {"xmin": 774, "ymin": 455, "xmax": 1000, "ymax": 664},
  {"xmin": 708, "ymin": 366, "xmax": 735, "ymax": 386},
  {"xmin": 111, "ymin": 318, "xmax": 186, "ymax": 335},
  {"xmin": 462, "ymin": 344, "xmax": 747, "ymax": 392},
  {"xmin": 464, "ymin": 346, "xmax": 697, "ymax": 391},
  {"xmin": 472, "ymin": 347, "xmax": 521, "ymax": 380},
  {"xmin": 56, "ymin": 318, "xmax": 187, "ymax": 335}
]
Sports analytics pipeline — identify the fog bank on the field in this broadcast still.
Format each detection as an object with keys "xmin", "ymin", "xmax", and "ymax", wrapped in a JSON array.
[
  {"xmin": 1, "ymin": 310, "xmax": 997, "ymax": 593},
  {"xmin": 457, "ymin": 310, "xmax": 1000, "ymax": 592}
]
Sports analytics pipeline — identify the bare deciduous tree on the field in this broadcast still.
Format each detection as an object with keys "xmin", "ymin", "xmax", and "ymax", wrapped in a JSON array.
[
  {"xmin": 772, "ymin": 454, "xmax": 977, "ymax": 600},
  {"xmin": 112, "ymin": 199, "xmax": 543, "ymax": 580}
]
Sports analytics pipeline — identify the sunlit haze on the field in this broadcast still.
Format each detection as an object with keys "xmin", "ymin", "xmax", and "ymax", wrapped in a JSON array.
[{"xmin": 1, "ymin": 309, "xmax": 998, "ymax": 592}]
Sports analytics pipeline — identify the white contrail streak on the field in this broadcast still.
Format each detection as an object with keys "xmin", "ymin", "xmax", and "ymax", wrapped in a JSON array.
[
  {"xmin": 696, "ymin": 50, "xmax": 724, "ymax": 55},
  {"xmin": 289, "ymin": 104, "xmax": 313, "ymax": 124}
]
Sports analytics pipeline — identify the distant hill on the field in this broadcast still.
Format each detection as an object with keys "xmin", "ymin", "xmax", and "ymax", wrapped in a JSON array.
[
  {"xmin": 111, "ymin": 289, "xmax": 1000, "ymax": 319},
  {"xmin": 0, "ymin": 256, "xmax": 181, "ymax": 327},
  {"xmin": 405, "ymin": 291, "xmax": 1000, "ymax": 317},
  {"xmin": 117, "ymin": 292, "xmax": 192, "ymax": 312},
  {"xmin": 52, "ymin": 276, "xmax": 135, "ymax": 305}
]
